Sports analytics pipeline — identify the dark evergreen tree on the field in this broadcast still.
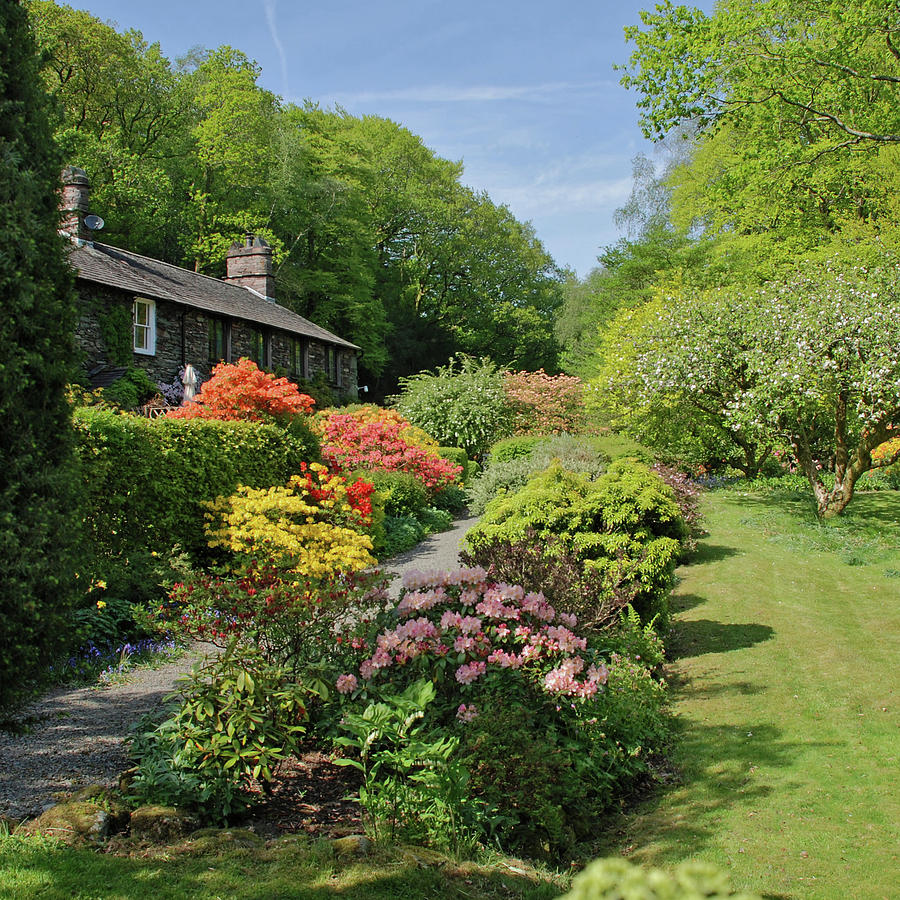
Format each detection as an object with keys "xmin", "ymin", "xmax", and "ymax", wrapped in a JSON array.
[{"xmin": 0, "ymin": 0, "xmax": 80, "ymax": 712}]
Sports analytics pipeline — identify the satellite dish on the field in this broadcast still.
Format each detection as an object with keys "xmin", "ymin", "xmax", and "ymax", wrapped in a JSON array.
[{"xmin": 84, "ymin": 214, "xmax": 105, "ymax": 231}]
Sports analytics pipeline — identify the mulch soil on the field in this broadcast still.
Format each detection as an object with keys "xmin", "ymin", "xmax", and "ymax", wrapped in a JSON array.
[{"xmin": 243, "ymin": 745, "xmax": 363, "ymax": 839}]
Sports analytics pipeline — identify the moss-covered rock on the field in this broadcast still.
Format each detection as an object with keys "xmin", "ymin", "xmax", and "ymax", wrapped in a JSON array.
[
  {"xmin": 129, "ymin": 805, "xmax": 199, "ymax": 842},
  {"xmin": 331, "ymin": 834, "xmax": 372, "ymax": 857},
  {"xmin": 188, "ymin": 828, "xmax": 265, "ymax": 851},
  {"xmin": 24, "ymin": 801, "xmax": 110, "ymax": 845}
]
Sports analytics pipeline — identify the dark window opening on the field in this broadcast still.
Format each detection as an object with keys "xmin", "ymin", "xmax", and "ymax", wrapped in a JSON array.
[{"xmin": 209, "ymin": 318, "xmax": 231, "ymax": 365}]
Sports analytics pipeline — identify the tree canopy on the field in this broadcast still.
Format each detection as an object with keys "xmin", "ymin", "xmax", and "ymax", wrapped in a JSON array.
[{"xmin": 26, "ymin": 1, "xmax": 564, "ymax": 392}]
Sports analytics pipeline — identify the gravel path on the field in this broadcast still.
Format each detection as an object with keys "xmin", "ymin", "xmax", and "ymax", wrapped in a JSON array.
[{"xmin": 0, "ymin": 513, "xmax": 479, "ymax": 822}]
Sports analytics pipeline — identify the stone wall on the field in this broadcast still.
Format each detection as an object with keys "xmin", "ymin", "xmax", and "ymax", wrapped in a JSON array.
[{"xmin": 75, "ymin": 281, "xmax": 357, "ymax": 396}]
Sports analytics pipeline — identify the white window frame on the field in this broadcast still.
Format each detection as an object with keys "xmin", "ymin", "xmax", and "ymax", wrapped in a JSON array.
[{"xmin": 133, "ymin": 297, "xmax": 156, "ymax": 355}]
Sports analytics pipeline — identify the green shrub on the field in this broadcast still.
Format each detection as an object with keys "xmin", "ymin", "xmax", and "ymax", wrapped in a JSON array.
[
  {"xmin": 529, "ymin": 434, "xmax": 610, "ymax": 475},
  {"xmin": 73, "ymin": 408, "xmax": 321, "ymax": 566},
  {"xmin": 417, "ymin": 506, "xmax": 453, "ymax": 534},
  {"xmin": 469, "ymin": 435, "xmax": 610, "ymax": 516},
  {"xmin": 488, "ymin": 435, "xmax": 542, "ymax": 465},
  {"xmin": 392, "ymin": 356, "xmax": 513, "ymax": 460},
  {"xmin": 430, "ymin": 483, "xmax": 468, "ymax": 514},
  {"xmin": 378, "ymin": 515, "xmax": 425, "ymax": 558},
  {"xmin": 465, "ymin": 460, "xmax": 685, "ymax": 624},
  {"xmin": 436, "ymin": 445, "xmax": 472, "ymax": 481},
  {"xmin": 559, "ymin": 857, "xmax": 762, "ymax": 899},
  {"xmin": 361, "ymin": 469, "xmax": 428, "ymax": 518},
  {"xmin": 102, "ymin": 367, "xmax": 158, "ymax": 409},
  {"xmin": 590, "ymin": 432, "xmax": 655, "ymax": 463},
  {"xmin": 128, "ymin": 643, "xmax": 308, "ymax": 823},
  {"xmin": 467, "ymin": 456, "xmax": 544, "ymax": 516},
  {"xmin": 605, "ymin": 605, "xmax": 666, "ymax": 676},
  {"xmin": 0, "ymin": 5, "xmax": 81, "ymax": 713}
]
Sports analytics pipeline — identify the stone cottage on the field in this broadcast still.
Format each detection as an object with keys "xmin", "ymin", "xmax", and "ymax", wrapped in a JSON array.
[{"xmin": 60, "ymin": 166, "xmax": 359, "ymax": 396}]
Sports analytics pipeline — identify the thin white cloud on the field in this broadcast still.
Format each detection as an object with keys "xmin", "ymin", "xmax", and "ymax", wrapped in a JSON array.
[
  {"xmin": 329, "ymin": 80, "xmax": 615, "ymax": 106},
  {"xmin": 496, "ymin": 175, "xmax": 633, "ymax": 217},
  {"xmin": 262, "ymin": 0, "xmax": 290, "ymax": 98}
]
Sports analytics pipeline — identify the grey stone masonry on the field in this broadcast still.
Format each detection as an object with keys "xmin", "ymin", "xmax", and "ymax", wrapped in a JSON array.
[
  {"xmin": 224, "ymin": 235, "xmax": 275, "ymax": 300},
  {"xmin": 74, "ymin": 281, "xmax": 358, "ymax": 396}
]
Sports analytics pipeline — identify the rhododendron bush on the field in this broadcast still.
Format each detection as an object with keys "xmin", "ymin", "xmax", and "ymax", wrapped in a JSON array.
[
  {"xmin": 503, "ymin": 369, "xmax": 586, "ymax": 435},
  {"xmin": 167, "ymin": 358, "xmax": 315, "ymax": 422},
  {"xmin": 335, "ymin": 566, "xmax": 669, "ymax": 855},
  {"xmin": 347, "ymin": 567, "xmax": 609, "ymax": 700},
  {"xmin": 318, "ymin": 408, "xmax": 462, "ymax": 490}
]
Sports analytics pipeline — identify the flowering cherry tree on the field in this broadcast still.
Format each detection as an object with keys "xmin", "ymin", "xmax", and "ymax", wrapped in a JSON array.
[
  {"xmin": 737, "ymin": 266, "xmax": 900, "ymax": 516},
  {"xmin": 596, "ymin": 262, "xmax": 900, "ymax": 516}
]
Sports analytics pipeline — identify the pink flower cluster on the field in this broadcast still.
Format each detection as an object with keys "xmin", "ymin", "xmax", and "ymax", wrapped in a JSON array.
[
  {"xmin": 319, "ymin": 413, "xmax": 462, "ymax": 489},
  {"xmin": 348, "ymin": 568, "xmax": 609, "ymax": 700}
]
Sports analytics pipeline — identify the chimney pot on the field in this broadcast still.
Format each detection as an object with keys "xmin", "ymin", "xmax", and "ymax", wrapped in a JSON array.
[
  {"xmin": 60, "ymin": 166, "xmax": 91, "ymax": 243},
  {"xmin": 225, "ymin": 233, "xmax": 275, "ymax": 301}
]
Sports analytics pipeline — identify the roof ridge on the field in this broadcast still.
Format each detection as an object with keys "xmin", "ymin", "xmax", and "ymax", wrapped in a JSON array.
[{"xmin": 81, "ymin": 241, "xmax": 359, "ymax": 349}]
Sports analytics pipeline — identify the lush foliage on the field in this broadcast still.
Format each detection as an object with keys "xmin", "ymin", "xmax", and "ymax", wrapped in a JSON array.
[
  {"xmin": 620, "ymin": 0, "xmax": 900, "ymax": 245},
  {"xmin": 561, "ymin": 857, "xmax": 762, "ymax": 900},
  {"xmin": 392, "ymin": 356, "xmax": 514, "ymax": 460},
  {"xmin": 317, "ymin": 407, "xmax": 462, "ymax": 491},
  {"xmin": 487, "ymin": 436, "xmax": 543, "ymax": 465},
  {"xmin": 336, "ymin": 568, "xmax": 669, "ymax": 855},
  {"xmin": 502, "ymin": 370, "xmax": 586, "ymax": 436},
  {"xmin": 129, "ymin": 643, "xmax": 308, "ymax": 822},
  {"xmin": 27, "ymin": 1, "xmax": 564, "ymax": 390},
  {"xmin": 466, "ymin": 460, "xmax": 685, "ymax": 625},
  {"xmin": 166, "ymin": 358, "xmax": 315, "ymax": 422},
  {"xmin": 102, "ymin": 366, "xmax": 159, "ymax": 410},
  {"xmin": 205, "ymin": 463, "xmax": 376, "ymax": 577},
  {"xmin": 0, "ymin": 2, "xmax": 81, "ymax": 712},
  {"xmin": 335, "ymin": 679, "xmax": 483, "ymax": 853},
  {"xmin": 468, "ymin": 435, "xmax": 610, "ymax": 517}
]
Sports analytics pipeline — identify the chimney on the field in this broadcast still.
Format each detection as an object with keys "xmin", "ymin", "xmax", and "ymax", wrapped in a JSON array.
[
  {"xmin": 60, "ymin": 165, "xmax": 90, "ymax": 243},
  {"xmin": 224, "ymin": 234, "xmax": 275, "ymax": 301}
]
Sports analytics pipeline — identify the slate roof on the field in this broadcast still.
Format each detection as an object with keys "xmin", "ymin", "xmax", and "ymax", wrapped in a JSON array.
[{"xmin": 68, "ymin": 240, "xmax": 359, "ymax": 351}]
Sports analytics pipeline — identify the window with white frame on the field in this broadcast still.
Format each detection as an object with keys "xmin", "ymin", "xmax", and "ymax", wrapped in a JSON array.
[{"xmin": 133, "ymin": 298, "xmax": 156, "ymax": 355}]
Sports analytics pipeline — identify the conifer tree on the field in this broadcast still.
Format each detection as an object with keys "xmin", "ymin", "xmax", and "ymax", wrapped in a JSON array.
[{"xmin": 0, "ymin": 0, "xmax": 80, "ymax": 711}]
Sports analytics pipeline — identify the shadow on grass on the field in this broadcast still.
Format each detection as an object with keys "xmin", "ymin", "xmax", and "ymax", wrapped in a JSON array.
[
  {"xmin": 668, "ymin": 620, "xmax": 775, "ymax": 660},
  {"xmin": 683, "ymin": 543, "xmax": 741, "ymax": 565},
  {"xmin": 668, "ymin": 592, "xmax": 706, "ymax": 614},
  {"xmin": 0, "ymin": 836, "xmax": 563, "ymax": 900},
  {"xmin": 592, "ymin": 717, "xmax": 837, "ymax": 868}
]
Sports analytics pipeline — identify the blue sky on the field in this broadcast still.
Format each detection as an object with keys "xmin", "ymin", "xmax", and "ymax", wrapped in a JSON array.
[{"xmin": 67, "ymin": 0, "xmax": 711, "ymax": 278}]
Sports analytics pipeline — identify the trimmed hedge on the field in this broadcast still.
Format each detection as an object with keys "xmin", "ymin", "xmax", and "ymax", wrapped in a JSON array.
[{"xmin": 73, "ymin": 408, "xmax": 320, "ymax": 562}]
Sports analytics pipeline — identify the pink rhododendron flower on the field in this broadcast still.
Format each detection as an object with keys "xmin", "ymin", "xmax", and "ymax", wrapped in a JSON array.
[
  {"xmin": 546, "ymin": 625, "xmax": 587, "ymax": 653},
  {"xmin": 336, "ymin": 674, "xmax": 358, "ymax": 694},
  {"xmin": 455, "ymin": 661, "xmax": 486, "ymax": 684},
  {"xmin": 456, "ymin": 703, "xmax": 479, "ymax": 723}
]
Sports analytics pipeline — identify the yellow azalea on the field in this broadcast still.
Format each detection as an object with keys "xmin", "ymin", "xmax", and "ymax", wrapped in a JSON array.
[{"xmin": 96, "ymin": 600, "xmax": 107, "ymax": 610}]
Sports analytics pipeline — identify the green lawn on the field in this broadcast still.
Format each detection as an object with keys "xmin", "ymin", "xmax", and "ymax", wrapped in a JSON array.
[
  {"xmin": 0, "ymin": 832, "xmax": 566, "ymax": 899},
  {"xmin": 592, "ymin": 489, "xmax": 900, "ymax": 900}
]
